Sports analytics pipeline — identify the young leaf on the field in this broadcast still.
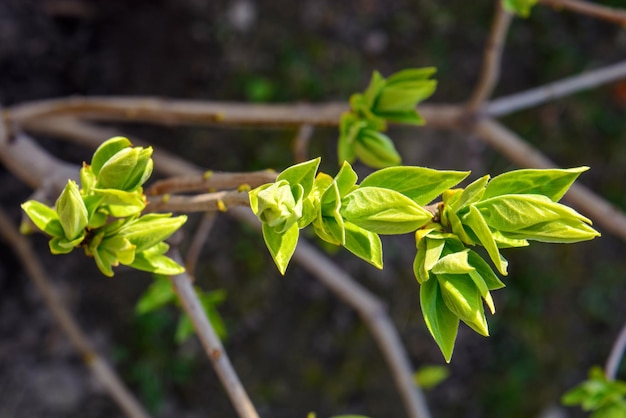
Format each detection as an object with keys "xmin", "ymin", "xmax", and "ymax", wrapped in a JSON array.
[
  {"xmin": 277, "ymin": 157, "xmax": 321, "ymax": 198},
  {"xmin": 363, "ymin": 70, "xmax": 387, "ymax": 109},
  {"xmin": 131, "ymin": 243, "xmax": 186, "ymax": 276},
  {"xmin": 249, "ymin": 180, "xmax": 303, "ymax": 233},
  {"xmin": 360, "ymin": 166, "xmax": 469, "ymax": 205},
  {"xmin": 92, "ymin": 188, "xmax": 146, "ymax": 217},
  {"xmin": 483, "ymin": 167, "xmax": 588, "ymax": 202},
  {"xmin": 467, "ymin": 250, "xmax": 505, "ymax": 290},
  {"xmin": 354, "ymin": 130, "xmax": 401, "ymax": 168},
  {"xmin": 437, "ymin": 273, "xmax": 489, "ymax": 337},
  {"xmin": 56, "ymin": 180, "xmax": 88, "ymax": 241},
  {"xmin": 343, "ymin": 221, "xmax": 383, "ymax": 269},
  {"xmin": 334, "ymin": 160, "xmax": 359, "ymax": 197},
  {"xmin": 431, "ymin": 250, "xmax": 474, "ymax": 275},
  {"xmin": 21, "ymin": 200, "xmax": 64, "ymax": 238},
  {"xmin": 97, "ymin": 147, "xmax": 153, "ymax": 191},
  {"xmin": 414, "ymin": 236, "xmax": 446, "ymax": 283},
  {"xmin": 462, "ymin": 206, "xmax": 508, "ymax": 275},
  {"xmin": 502, "ymin": 0, "xmax": 538, "ymax": 17},
  {"xmin": 262, "ymin": 222, "xmax": 299, "ymax": 275},
  {"xmin": 118, "ymin": 213, "xmax": 188, "ymax": 253},
  {"xmin": 451, "ymin": 175, "xmax": 489, "ymax": 212},
  {"xmin": 386, "ymin": 67, "xmax": 437, "ymax": 85},
  {"xmin": 91, "ymin": 136, "xmax": 132, "ymax": 176},
  {"xmin": 341, "ymin": 187, "xmax": 433, "ymax": 234},
  {"xmin": 413, "ymin": 365, "xmax": 450, "ymax": 390},
  {"xmin": 136, "ymin": 275, "xmax": 177, "ymax": 315},
  {"xmin": 420, "ymin": 277, "xmax": 459, "ymax": 363}
]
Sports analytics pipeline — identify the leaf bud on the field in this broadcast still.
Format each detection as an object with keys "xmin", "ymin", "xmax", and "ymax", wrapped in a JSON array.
[
  {"xmin": 249, "ymin": 180, "xmax": 303, "ymax": 233},
  {"xmin": 56, "ymin": 180, "xmax": 88, "ymax": 241}
]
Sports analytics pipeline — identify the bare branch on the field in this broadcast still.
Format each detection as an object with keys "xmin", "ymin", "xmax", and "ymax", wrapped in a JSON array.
[
  {"xmin": 230, "ymin": 208, "xmax": 432, "ymax": 418},
  {"xmin": 539, "ymin": 0, "xmax": 626, "ymax": 26},
  {"xmin": 185, "ymin": 212, "xmax": 218, "ymax": 277},
  {"xmin": 486, "ymin": 60, "xmax": 626, "ymax": 117},
  {"xmin": 293, "ymin": 124, "xmax": 314, "ymax": 162},
  {"xmin": 474, "ymin": 118, "xmax": 626, "ymax": 242},
  {"xmin": 146, "ymin": 170, "xmax": 277, "ymax": 196},
  {"xmin": 466, "ymin": 1, "xmax": 514, "ymax": 112},
  {"xmin": 8, "ymin": 97, "xmax": 464, "ymax": 129},
  {"xmin": 168, "ymin": 252, "xmax": 260, "ymax": 418},
  {"xmin": 0, "ymin": 208, "xmax": 151, "ymax": 418},
  {"xmin": 147, "ymin": 190, "xmax": 250, "ymax": 213},
  {"xmin": 605, "ymin": 321, "xmax": 626, "ymax": 381}
]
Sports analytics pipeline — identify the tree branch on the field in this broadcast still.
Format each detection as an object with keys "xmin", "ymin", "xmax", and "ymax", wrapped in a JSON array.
[
  {"xmin": 146, "ymin": 190, "xmax": 250, "ymax": 213},
  {"xmin": 605, "ymin": 321, "xmax": 626, "ymax": 381},
  {"xmin": 486, "ymin": 60, "xmax": 626, "ymax": 117},
  {"xmin": 146, "ymin": 170, "xmax": 277, "ymax": 196},
  {"xmin": 466, "ymin": 1, "xmax": 514, "ymax": 112},
  {"xmin": 0, "ymin": 208, "xmax": 151, "ymax": 418},
  {"xmin": 168, "ymin": 251, "xmax": 260, "ymax": 418},
  {"xmin": 185, "ymin": 212, "xmax": 218, "ymax": 277},
  {"xmin": 539, "ymin": 0, "xmax": 626, "ymax": 25}
]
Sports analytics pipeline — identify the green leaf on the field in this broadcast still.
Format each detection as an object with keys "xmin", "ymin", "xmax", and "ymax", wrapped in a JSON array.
[
  {"xmin": 262, "ymin": 222, "xmax": 299, "ymax": 275},
  {"xmin": 100, "ymin": 235, "xmax": 136, "ymax": 265},
  {"xmin": 21, "ymin": 200, "xmax": 64, "ymax": 238},
  {"xmin": 414, "ymin": 365, "xmax": 450, "ymax": 390},
  {"xmin": 334, "ymin": 160, "xmax": 359, "ymax": 197},
  {"xmin": 354, "ymin": 130, "xmax": 401, "ymax": 168},
  {"xmin": 467, "ymin": 250, "xmax": 505, "ymax": 290},
  {"xmin": 91, "ymin": 136, "xmax": 132, "ymax": 176},
  {"xmin": 374, "ymin": 82, "xmax": 437, "ymax": 117},
  {"xmin": 80, "ymin": 164, "xmax": 97, "ymax": 192},
  {"xmin": 277, "ymin": 157, "xmax": 321, "ymax": 198},
  {"xmin": 363, "ymin": 70, "xmax": 387, "ymax": 109},
  {"xmin": 420, "ymin": 277, "xmax": 459, "ymax": 363},
  {"xmin": 386, "ymin": 68, "xmax": 437, "ymax": 85},
  {"xmin": 462, "ymin": 205, "xmax": 508, "ymax": 275},
  {"xmin": 130, "ymin": 242, "xmax": 186, "ymax": 275},
  {"xmin": 118, "ymin": 213, "xmax": 188, "ymax": 253},
  {"xmin": 136, "ymin": 275, "xmax": 176, "ymax": 315},
  {"xmin": 360, "ymin": 166, "xmax": 469, "ymax": 205},
  {"xmin": 249, "ymin": 180, "xmax": 303, "ymax": 233},
  {"xmin": 92, "ymin": 188, "xmax": 146, "ymax": 217},
  {"xmin": 56, "ymin": 180, "xmax": 88, "ymax": 241},
  {"xmin": 341, "ymin": 187, "xmax": 433, "ymax": 234},
  {"xmin": 97, "ymin": 146, "xmax": 154, "ymax": 191},
  {"xmin": 49, "ymin": 236, "xmax": 80, "ymax": 255},
  {"xmin": 432, "ymin": 250, "xmax": 474, "ymax": 275},
  {"xmin": 343, "ymin": 221, "xmax": 383, "ymax": 269},
  {"xmin": 414, "ymin": 235, "xmax": 446, "ymax": 283},
  {"xmin": 502, "ymin": 0, "xmax": 538, "ymax": 17},
  {"xmin": 451, "ymin": 175, "xmax": 490, "ymax": 212},
  {"xmin": 442, "ymin": 207, "xmax": 474, "ymax": 245},
  {"xmin": 483, "ymin": 167, "xmax": 588, "ymax": 201},
  {"xmin": 438, "ymin": 273, "xmax": 489, "ymax": 337}
]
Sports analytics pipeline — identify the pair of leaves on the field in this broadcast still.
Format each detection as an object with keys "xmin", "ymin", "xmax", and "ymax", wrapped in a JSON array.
[
  {"xmin": 21, "ymin": 137, "xmax": 187, "ymax": 277},
  {"xmin": 338, "ymin": 68, "xmax": 437, "ymax": 168},
  {"xmin": 562, "ymin": 367, "xmax": 626, "ymax": 418},
  {"xmin": 136, "ymin": 275, "xmax": 227, "ymax": 343}
]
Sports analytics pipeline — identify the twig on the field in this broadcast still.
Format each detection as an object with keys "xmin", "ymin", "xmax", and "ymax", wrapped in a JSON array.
[
  {"xmin": 486, "ymin": 60, "xmax": 626, "ymax": 117},
  {"xmin": 8, "ymin": 97, "xmax": 464, "ymax": 129},
  {"xmin": 293, "ymin": 124, "xmax": 314, "ymax": 162},
  {"xmin": 168, "ymin": 251, "xmax": 259, "ymax": 418},
  {"xmin": 539, "ymin": 0, "xmax": 626, "ymax": 26},
  {"xmin": 184, "ymin": 212, "xmax": 218, "ymax": 276},
  {"xmin": 146, "ymin": 190, "xmax": 250, "ymax": 213},
  {"xmin": 474, "ymin": 118, "xmax": 626, "ymax": 241},
  {"xmin": 146, "ymin": 170, "xmax": 277, "ymax": 196},
  {"xmin": 230, "ymin": 208, "xmax": 432, "ymax": 418},
  {"xmin": 466, "ymin": 1, "xmax": 514, "ymax": 113},
  {"xmin": 0, "ymin": 208, "xmax": 151, "ymax": 418},
  {"xmin": 605, "ymin": 321, "xmax": 626, "ymax": 381}
]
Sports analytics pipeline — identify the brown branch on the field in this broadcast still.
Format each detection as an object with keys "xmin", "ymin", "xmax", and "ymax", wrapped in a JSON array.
[
  {"xmin": 539, "ymin": 0, "xmax": 626, "ymax": 25},
  {"xmin": 146, "ymin": 170, "xmax": 277, "ymax": 196},
  {"xmin": 0, "ymin": 208, "xmax": 151, "ymax": 418},
  {"xmin": 8, "ymin": 97, "xmax": 464, "ymax": 130},
  {"xmin": 486, "ymin": 60, "xmax": 626, "ymax": 116},
  {"xmin": 466, "ymin": 1, "xmax": 514, "ymax": 112},
  {"xmin": 605, "ymin": 321, "xmax": 626, "ymax": 380},
  {"xmin": 474, "ymin": 118, "xmax": 626, "ymax": 241},
  {"xmin": 293, "ymin": 124, "xmax": 314, "ymax": 162},
  {"xmin": 168, "ymin": 251, "xmax": 259, "ymax": 418},
  {"xmin": 230, "ymin": 208, "xmax": 432, "ymax": 418},
  {"xmin": 146, "ymin": 191, "xmax": 250, "ymax": 213},
  {"xmin": 185, "ymin": 212, "xmax": 218, "ymax": 277}
]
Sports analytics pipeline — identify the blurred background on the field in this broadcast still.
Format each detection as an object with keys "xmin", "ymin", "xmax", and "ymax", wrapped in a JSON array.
[{"xmin": 1, "ymin": 0, "xmax": 626, "ymax": 417}]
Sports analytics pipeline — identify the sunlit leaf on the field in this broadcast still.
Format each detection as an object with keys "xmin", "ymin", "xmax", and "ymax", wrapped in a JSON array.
[
  {"xmin": 420, "ymin": 277, "xmax": 459, "ymax": 363},
  {"xmin": 277, "ymin": 157, "xmax": 321, "ymax": 198},
  {"xmin": 262, "ymin": 222, "xmax": 299, "ymax": 275},
  {"xmin": 21, "ymin": 200, "xmax": 64, "ymax": 238},
  {"xmin": 343, "ymin": 221, "xmax": 383, "ymax": 269}
]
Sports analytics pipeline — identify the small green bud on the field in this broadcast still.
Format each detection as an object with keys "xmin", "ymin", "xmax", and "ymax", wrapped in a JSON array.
[
  {"xmin": 249, "ymin": 180, "xmax": 303, "ymax": 233},
  {"xmin": 56, "ymin": 180, "xmax": 88, "ymax": 241},
  {"xmin": 354, "ymin": 129, "xmax": 401, "ymax": 168},
  {"xmin": 97, "ymin": 146, "xmax": 154, "ymax": 191}
]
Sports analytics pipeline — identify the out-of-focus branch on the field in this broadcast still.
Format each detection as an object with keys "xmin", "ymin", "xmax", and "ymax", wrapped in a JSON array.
[
  {"xmin": 185, "ymin": 212, "xmax": 218, "ymax": 276},
  {"xmin": 0, "ymin": 209, "xmax": 151, "ymax": 418},
  {"xmin": 605, "ymin": 322, "xmax": 626, "ymax": 381},
  {"xmin": 168, "ymin": 252, "xmax": 259, "ymax": 418},
  {"xmin": 293, "ymin": 124, "xmax": 314, "ymax": 162},
  {"xmin": 8, "ymin": 97, "xmax": 464, "ymax": 129},
  {"xmin": 146, "ymin": 190, "xmax": 250, "ymax": 213},
  {"xmin": 474, "ymin": 118, "xmax": 626, "ymax": 241},
  {"xmin": 230, "ymin": 208, "xmax": 432, "ymax": 418},
  {"xmin": 539, "ymin": 0, "xmax": 626, "ymax": 25},
  {"xmin": 466, "ymin": 1, "xmax": 513, "ymax": 112},
  {"xmin": 146, "ymin": 170, "xmax": 276, "ymax": 196},
  {"xmin": 486, "ymin": 60, "xmax": 626, "ymax": 117}
]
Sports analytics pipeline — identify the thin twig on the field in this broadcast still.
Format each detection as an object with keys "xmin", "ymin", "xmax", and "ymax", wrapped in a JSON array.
[
  {"xmin": 605, "ymin": 321, "xmax": 626, "ymax": 380},
  {"xmin": 230, "ymin": 208, "xmax": 432, "ymax": 418},
  {"xmin": 146, "ymin": 190, "xmax": 250, "ymax": 213},
  {"xmin": 0, "ymin": 208, "xmax": 151, "ymax": 418},
  {"xmin": 474, "ymin": 118, "xmax": 626, "ymax": 241},
  {"xmin": 184, "ymin": 212, "xmax": 218, "ymax": 276},
  {"xmin": 486, "ymin": 60, "xmax": 626, "ymax": 117},
  {"xmin": 466, "ymin": 1, "xmax": 514, "ymax": 113},
  {"xmin": 539, "ymin": 0, "xmax": 626, "ymax": 26},
  {"xmin": 168, "ymin": 251, "xmax": 259, "ymax": 418},
  {"xmin": 8, "ymin": 97, "xmax": 464, "ymax": 129},
  {"xmin": 293, "ymin": 124, "xmax": 314, "ymax": 162},
  {"xmin": 146, "ymin": 170, "xmax": 277, "ymax": 196}
]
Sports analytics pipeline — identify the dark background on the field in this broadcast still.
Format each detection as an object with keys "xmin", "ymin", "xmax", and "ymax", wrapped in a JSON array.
[{"xmin": 1, "ymin": 0, "xmax": 626, "ymax": 417}]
